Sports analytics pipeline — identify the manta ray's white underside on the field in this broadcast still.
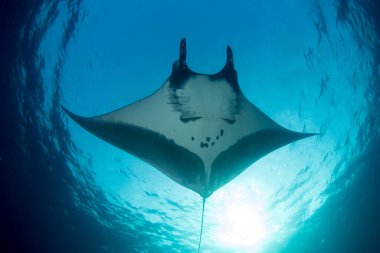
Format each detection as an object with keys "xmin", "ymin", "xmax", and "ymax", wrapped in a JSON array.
[{"xmin": 63, "ymin": 39, "xmax": 314, "ymax": 198}]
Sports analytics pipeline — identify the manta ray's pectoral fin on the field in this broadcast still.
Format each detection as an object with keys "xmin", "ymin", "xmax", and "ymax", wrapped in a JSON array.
[
  {"xmin": 208, "ymin": 128, "xmax": 316, "ymax": 196},
  {"xmin": 61, "ymin": 106, "xmax": 206, "ymax": 195}
]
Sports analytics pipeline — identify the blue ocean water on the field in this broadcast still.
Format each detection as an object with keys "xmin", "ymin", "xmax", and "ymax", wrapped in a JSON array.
[{"xmin": 0, "ymin": 0, "xmax": 379, "ymax": 252}]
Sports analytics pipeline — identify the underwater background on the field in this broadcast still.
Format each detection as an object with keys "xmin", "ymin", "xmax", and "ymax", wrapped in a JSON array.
[{"xmin": 0, "ymin": 0, "xmax": 379, "ymax": 252}]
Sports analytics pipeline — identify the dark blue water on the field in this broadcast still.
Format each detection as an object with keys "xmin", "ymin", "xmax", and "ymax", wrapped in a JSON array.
[{"xmin": 1, "ymin": 0, "xmax": 379, "ymax": 252}]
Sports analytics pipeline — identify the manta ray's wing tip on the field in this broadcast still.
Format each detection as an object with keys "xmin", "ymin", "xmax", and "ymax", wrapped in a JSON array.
[
  {"xmin": 298, "ymin": 132, "xmax": 319, "ymax": 140},
  {"xmin": 306, "ymin": 132, "xmax": 319, "ymax": 137},
  {"xmin": 285, "ymin": 130, "xmax": 318, "ymax": 143},
  {"xmin": 59, "ymin": 104, "xmax": 86, "ymax": 124},
  {"xmin": 60, "ymin": 104, "xmax": 68, "ymax": 112},
  {"xmin": 60, "ymin": 104, "xmax": 75, "ymax": 118},
  {"xmin": 60, "ymin": 105, "xmax": 96, "ymax": 133}
]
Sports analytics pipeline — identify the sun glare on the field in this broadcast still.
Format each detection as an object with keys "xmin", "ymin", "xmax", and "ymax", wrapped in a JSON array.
[{"xmin": 215, "ymin": 204, "xmax": 267, "ymax": 247}]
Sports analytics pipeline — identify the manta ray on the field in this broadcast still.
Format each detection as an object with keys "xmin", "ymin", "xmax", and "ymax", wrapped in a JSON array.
[{"xmin": 62, "ymin": 39, "xmax": 315, "ymax": 252}]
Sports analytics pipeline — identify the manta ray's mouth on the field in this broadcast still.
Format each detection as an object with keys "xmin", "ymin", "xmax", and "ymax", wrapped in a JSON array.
[{"xmin": 170, "ymin": 39, "xmax": 239, "ymax": 92}]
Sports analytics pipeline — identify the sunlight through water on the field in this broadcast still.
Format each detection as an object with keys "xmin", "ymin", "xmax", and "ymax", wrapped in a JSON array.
[{"xmin": 2, "ymin": 0, "xmax": 378, "ymax": 252}]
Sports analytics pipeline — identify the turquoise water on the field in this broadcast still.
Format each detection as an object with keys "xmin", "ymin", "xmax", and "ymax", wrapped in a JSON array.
[{"xmin": 1, "ymin": 0, "xmax": 379, "ymax": 252}]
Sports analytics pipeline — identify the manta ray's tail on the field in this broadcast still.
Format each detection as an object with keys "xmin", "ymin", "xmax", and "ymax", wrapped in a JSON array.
[{"xmin": 197, "ymin": 197, "xmax": 206, "ymax": 253}]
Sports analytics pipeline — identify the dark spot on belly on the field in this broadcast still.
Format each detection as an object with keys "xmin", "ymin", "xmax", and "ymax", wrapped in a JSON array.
[
  {"xmin": 220, "ymin": 129, "xmax": 224, "ymax": 136},
  {"xmin": 205, "ymin": 143, "xmax": 209, "ymax": 148},
  {"xmin": 200, "ymin": 142, "xmax": 204, "ymax": 148},
  {"xmin": 216, "ymin": 136, "xmax": 219, "ymax": 140},
  {"xmin": 191, "ymin": 136, "xmax": 194, "ymax": 141},
  {"xmin": 206, "ymin": 137, "xmax": 210, "ymax": 142},
  {"xmin": 180, "ymin": 116, "xmax": 203, "ymax": 123},
  {"xmin": 222, "ymin": 118, "xmax": 236, "ymax": 124},
  {"xmin": 212, "ymin": 142, "xmax": 215, "ymax": 146}
]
